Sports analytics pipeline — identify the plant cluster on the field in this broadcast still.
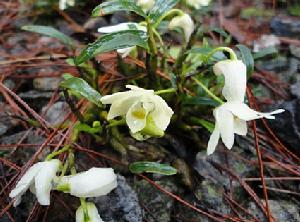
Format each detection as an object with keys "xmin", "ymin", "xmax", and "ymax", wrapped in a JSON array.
[{"xmin": 11, "ymin": 0, "xmax": 285, "ymax": 221}]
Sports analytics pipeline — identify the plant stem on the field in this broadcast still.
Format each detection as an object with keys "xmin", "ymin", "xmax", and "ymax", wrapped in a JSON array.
[
  {"xmin": 206, "ymin": 47, "xmax": 238, "ymax": 61},
  {"xmin": 155, "ymin": 88, "xmax": 176, "ymax": 95},
  {"xmin": 192, "ymin": 77, "xmax": 224, "ymax": 104},
  {"xmin": 46, "ymin": 145, "xmax": 70, "ymax": 161},
  {"xmin": 63, "ymin": 90, "xmax": 84, "ymax": 122}
]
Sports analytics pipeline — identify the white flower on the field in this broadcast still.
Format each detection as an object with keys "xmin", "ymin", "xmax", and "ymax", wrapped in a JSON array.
[
  {"xmin": 169, "ymin": 13, "xmax": 195, "ymax": 43},
  {"xmin": 98, "ymin": 23, "xmax": 147, "ymax": 58},
  {"xmin": 58, "ymin": 168, "xmax": 117, "ymax": 198},
  {"xmin": 76, "ymin": 202, "xmax": 103, "ymax": 222},
  {"xmin": 9, "ymin": 159, "xmax": 60, "ymax": 206},
  {"xmin": 100, "ymin": 85, "xmax": 174, "ymax": 137},
  {"xmin": 185, "ymin": 0, "xmax": 211, "ymax": 9},
  {"xmin": 59, "ymin": 0, "xmax": 75, "ymax": 10},
  {"xmin": 136, "ymin": 0, "xmax": 155, "ymax": 12},
  {"xmin": 213, "ymin": 60, "xmax": 247, "ymax": 103},
  {"xmin": 207, "ymin": 102, "xmax": 285, "ymax": 155}
]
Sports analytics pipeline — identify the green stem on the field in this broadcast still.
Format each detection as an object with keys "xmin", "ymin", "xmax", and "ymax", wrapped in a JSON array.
[
  {"xmin": 192, "ymin": 77, "xmax": 224, "ymax": 104},
  {"xmin": 46, "ymin": 145, "xmax": 70, "ymax": 161},
  {"xmin": 206, "ymin": 47, "xmax": 238, "ymax": 61},
  {"xmin": 80, "ymin": 198, "xmax": 89, "ymax": 222},
  {"xmin": 155, "ymin": 88, "xmax": 176, "ymax": 95},
  {"xmin": 107, "ymin": 119, "xmax": 126, "ymax": 128}
]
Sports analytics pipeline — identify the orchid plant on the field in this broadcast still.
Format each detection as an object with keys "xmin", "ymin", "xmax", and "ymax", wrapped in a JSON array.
[{"xmin": 14, "ymin": 0, "xmax": 285, "ymax": 221}]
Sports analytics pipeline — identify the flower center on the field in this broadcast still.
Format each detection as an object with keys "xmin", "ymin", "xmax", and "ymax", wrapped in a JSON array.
[{"xmin": 132, "ymin": 107, "xmax": 147, "ymax": 119}]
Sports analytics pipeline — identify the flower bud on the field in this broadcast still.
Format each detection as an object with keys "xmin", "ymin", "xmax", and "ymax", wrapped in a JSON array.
[{"xmin": 169, "ymin": 13, "xmax": 195, "ymax": 43}]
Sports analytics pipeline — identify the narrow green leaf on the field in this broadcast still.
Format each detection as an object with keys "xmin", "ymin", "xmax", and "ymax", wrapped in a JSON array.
[
  {"xmin": 60, "ymin": 76, "xmax": 102, "ymax": 107},
  {"xmin": 92, "ymin": 0, "xmax": 146, "ymax": 17},
  {"xmin": 189, "ymin": 117, "xmax": 214, "ymax": 133},
  {"xmin": 22, "ymin": 25, "xmax": 75, "ymax": 47},
  {"xmin": 148, "ymin": 0, "xmax": 179, "ymax": 23},
  {"xmin": 253, "ymin": 46, "xmax": 278, "ymax": 60},
  {"xmin": 183, "ymin": 97, "xmax": 219, "ymax": 107},
  {"xmin": 129, "ymin": 161, "xmax": 177, "ymax": 175},
  {"xmin": 75, "ymin": 30, "xmax": 148, "ymax": 65},
  {"xmin": 236, "ymin": 44, "xmax": 254, "ymax": 78}
]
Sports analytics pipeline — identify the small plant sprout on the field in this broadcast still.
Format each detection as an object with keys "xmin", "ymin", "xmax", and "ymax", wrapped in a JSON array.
[
  {"xmin": 57, "ymin": 168, "xmax": 117, "ymax": 198},
  {"xmin": 76, "ymin": 202, "xmax": 104, "ymax": 222},
  {"xmin": 136, "ymin": 0, "xmax": 156, "ymax": 12},
  {"xmin": 206, "ymin": 49, "xmax": 285, "ymax": 155},
  {"xmin": 100, "ymin": 85, "xmax": 174, "ymax": 140},
  {"xmin": 9, "ymin": 159, "xmax": 61, "ymax": 206},
  {"xmin": 168, "ymin": 13, "xmax": 195, "ymax": 43},
  {"xmin": 185, "ymin": 0, "xmax": 211, "ymax": 9}
]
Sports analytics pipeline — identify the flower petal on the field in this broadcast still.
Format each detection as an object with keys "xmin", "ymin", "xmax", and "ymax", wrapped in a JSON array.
[
  {"xmin": 98, "ymin": 23, "xmax": 141, "ymax": 33},
  {"xmin": 223, "ymin": 102, "xmax": 285, "ymax": 121},
  {"xmin": 65, "ymin": 168, "xmax": 117, "ymax": 198},
  {"xmin": 9, "ymin": 162, "xmax": 42, "ymax": 206},
  {"xmin": 233, "ymin": 118, "xmax": 247, "ymax": 135},
  {"xmin": 207, "ymin": 126, "xmax": 220, "ymax": 155},
  {"xmin": 137, "ymin": 0, "xmax": 155, "ymax": 12},
  {"xmin": 213, "ymin": 60, "xmax": 247, "ymax": 103},
  {"xmin": 169, "ymin": 14, "xmax": 195, "ymax": 43},
  {"xmin": 214, "ymin": 106, "xmax": 235, "ymax": 149},
  {"xmin": 117, "ymin": 47, "xmax": 135, "ymax": 58},
  {"xmin": 126, "ymin": 100, "xmax": 152, "ymax": 133},
  {"xmin": 34, "ymin": 159, "xmax": 60, "ymax": 205},
  {"xmin": 150, "ymin": 95, "xmax": 174, "ymax": 131},
  {"xmin": 76, "ymin": 202, "xmax": 104, "ymax": 222}
]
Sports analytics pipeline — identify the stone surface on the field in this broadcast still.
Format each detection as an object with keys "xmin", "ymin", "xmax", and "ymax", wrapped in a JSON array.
[
  {"xmin": 268, "ymin": 99, "xmax": 300, "ymax": 155},
  {"xmin": 270, "ymin": 16, "xmax": 300, "ymax": 37},
  {"xmin": 247, "ymin": 200, "xmax": 300, "ymax": 222},
  {"xmin": 0, "ymin": 102, "xmax": 20, "ymax": 136},
  {"xmin": 291, "ymin": 82, "xmax": 300, "ymax": 99},
  {"xmin": 41, "ymin": 101, "xmax": 70, "ymax": 126},
  {"xmin": 93, "ymin": 175, "xmax": 143, "ymax": 222}
]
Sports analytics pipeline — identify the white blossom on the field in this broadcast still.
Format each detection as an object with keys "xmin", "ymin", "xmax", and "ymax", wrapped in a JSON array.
[
  {"xmin": 207, "ymin": 102, "xmax": 285, "ymax": 155},
  {"xmin": 213, "ymin": 59, "xmax": 247, "ymax": 103},
  {"xmin": 58, "ymin": 168, "xmax": 117, "ymax": 198},
  {"xmin": 100, "ymin": 85, "xmax": 174, "ymax": 138},
  {"xmin": 185, "ymin": 0, "xmax": 211, "ymax": 9},
  {"xmin": 169, "ymin": 13, "xmax": 195, "ymax": 43},
  {"xmin": 76, "ymin": 202, "xmax": 103, "ymax": 222},
  {"xmin": 9, "ymin": 159, "xmax": 60, "ymax": 206},
  {"xmin": 59, "ymin": 0, "xmax": 75, "ymax": 10},
  {"xmin": 136, "ymin": 0, "xmax": 155, "ymax": 12},
  {"xmin": 98, "ymin": 23, "xmax": 147, "ymax": 58}
]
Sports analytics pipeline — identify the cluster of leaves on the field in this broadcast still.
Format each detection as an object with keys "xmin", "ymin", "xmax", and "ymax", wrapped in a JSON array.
[{"xmin": 21, "ymin": 0, "xmax": 278, "ymax": 174}]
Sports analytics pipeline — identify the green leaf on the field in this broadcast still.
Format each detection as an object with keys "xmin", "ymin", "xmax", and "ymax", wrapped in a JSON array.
[
  {"xmin": 22, "ymin": 25, "xmax": 75, "ymax": 47},
  {"xmin": 149, "ymin": 0, "xmax": 179, "ymax": 23},
  {"xmin": 129, "ymin": 161, "xmax": 177, "ymax": 175},
  {"xmin": 92, "ymin": 0, "xmax": 146, "ymax": 17},
  {"xmin": 236, "ymin": 44, "xmax": 254, "ymax": 78},
  {"xmin": 189, "ymin": 117, "xmax": 214, "ymax": 133},
  {"xmin": 253, "ymin": 46, "xmax": 278, "ymax": 60},
  {"xmin": 60, "ymin": 76, "xmax": 102, "ymax": 107},
  {"xmin": 183, "ymin": 97, "xmax": 219, "ymax": 107},
  {"xmin": 75, "ymin": 30, "xmax": 148, "ymax": 65}
]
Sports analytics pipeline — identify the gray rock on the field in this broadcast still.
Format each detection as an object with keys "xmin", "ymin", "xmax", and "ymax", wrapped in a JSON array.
[
  {"xmin": 134, "ymin": 178, "xmax": 178, "ymax": 222},
  {"xmin": 290, "ymin": 45, "xmax": 300, "ymax": 59},
  {"xmin": 0, "ymin": 102, "xmax": 19, "ymax": 136},
  {"xmin": 291, "ymin": 82, "xmax": 300, "ymax": 99},
  {"xmin": 247, "ymin": 200, "xmax": 300, "ymax": 222},
  {"xmin": 84, "ymin": 17, "xmax": 108, "ymax": 32},
  {"xmin": 18, "ymin": 90, "xmax": 53, "ymax": 99},
  {"xmin": 270, "ymin": 16, "xmax": 300, "ymax": 37},
  {"xmin": 93, "ymin": 175, "xmax": 143, "ymax": 222},
  {"xmin": 42, "ymin": 102, "xmax": 70, "ymax": 126},
  {"xmin": 268, "ymin": 99, "xmax": 300, "ymax": 155},
  {"xmin": 33, "ymin": 68, "xmax": 61, "ymax": 90}
]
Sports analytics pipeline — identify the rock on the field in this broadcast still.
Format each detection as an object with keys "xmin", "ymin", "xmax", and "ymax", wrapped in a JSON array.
[
  {"xmin": 93, "ymin": 175, "xmax": 143, "ymax": 222},
  {"xmin": 270, "ymin": 16, "xmax": 300, "ymax": 38},
  {"xmin": 268, "ymin": 99, "xmax": 300, "ymax": 155},
  {"xmin": 289, "ymin": 45, "xmax": 300, "ymax": 59},
  {"xmin": 247, "ymin": 200, "xmax": 300, "ymax": 222},
  {"xmin": 18, "ymin": 90, "xmax": 54, "ymax": 99},
  {"xmin": 33, "ymin": 68, "xmax": 61, "ymax": 90},
  {"xmin": 253, "ymin": 35, "xmax": 280, "ymax": 53},
  {"xmin": 0, "ymin": 102, "xmax": 20, "ymax": 136},
  {"xmin": 41, "ymin": 102, "xmax": 70, "ymax": 126},
  {"xmin": 257, "ymin": 56, "xmax": 288, "ymax": 72},
  {"xmin": 291, "ymin": 82, "xmax": 300, "ymax": 99},
  {"xmin": 84, "ymin": 17, "xmax": 108, "ymax": 32},
  {"xmin": 134, "ymin": 178, "xmax": 178, "ymax": 222}
]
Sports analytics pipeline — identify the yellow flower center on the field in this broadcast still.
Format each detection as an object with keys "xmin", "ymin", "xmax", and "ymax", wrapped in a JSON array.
[{"xmin": 132, "ymin": 108, "xmax": 147, "ymax": 119}]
